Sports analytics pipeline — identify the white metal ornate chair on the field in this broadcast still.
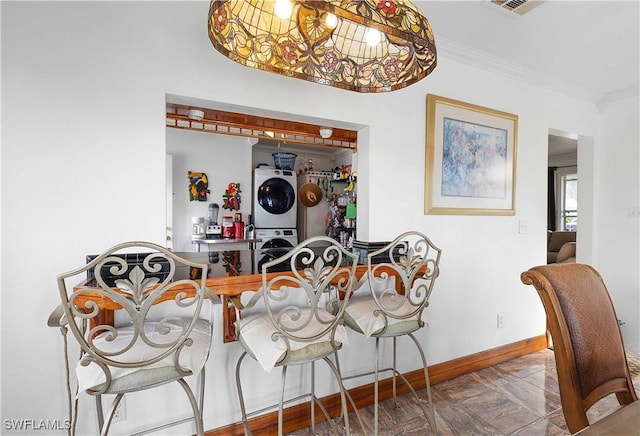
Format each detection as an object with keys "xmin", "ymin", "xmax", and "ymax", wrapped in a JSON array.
[
  {"xmin": 48, "ymin": 241, "xmax": 215, "ymax": 436},
  {"xmin": 234, "ymin": 236, "xmax": 359, "ymax": 435},
  {"xmin": 342, "ymin": 231, "xmax": 442, "ymax": 435}
]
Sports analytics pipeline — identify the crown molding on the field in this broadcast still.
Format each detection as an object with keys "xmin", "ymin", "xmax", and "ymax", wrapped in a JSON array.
[
  {"xmin": 596, "ymin": 86, "xmax": 640, "ymax": 112},
  {"xmin": 436, "ymin": 36, "xmax": 602, "ymax": 103}
]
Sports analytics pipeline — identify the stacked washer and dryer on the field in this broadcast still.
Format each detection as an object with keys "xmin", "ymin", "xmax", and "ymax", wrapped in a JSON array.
[{"xmin": 252, "ymin": 167, "xmax": 299, "ymax": 272}]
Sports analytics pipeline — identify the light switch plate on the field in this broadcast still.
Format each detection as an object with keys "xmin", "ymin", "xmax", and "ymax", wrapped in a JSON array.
[{"xmin": 518, "ymin": 220, "xmax": 528, "ymax": 234}]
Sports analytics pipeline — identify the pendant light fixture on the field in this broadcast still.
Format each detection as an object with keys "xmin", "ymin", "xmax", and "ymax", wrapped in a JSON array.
[{"xmin": 208, "ymin": 0, "xmax": 437, "ymax": 93}]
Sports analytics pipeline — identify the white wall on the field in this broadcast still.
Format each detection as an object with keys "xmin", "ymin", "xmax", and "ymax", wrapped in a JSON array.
[
  {"xmin": 593, "ymin": 97, "xmax": 640, "ymax": 354},
  {"xmin": 166, "ymin": 129, "xmax": 253, "ymax": 252},
  {"xmin": 2, "ymin": 2, "xmax": 637, "ymax": 434}
]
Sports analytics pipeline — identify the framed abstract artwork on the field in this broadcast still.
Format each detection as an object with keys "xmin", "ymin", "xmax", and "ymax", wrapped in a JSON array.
[{"xmin": 425, "ymin": 94, "xmax": 518, "ymax": 215}]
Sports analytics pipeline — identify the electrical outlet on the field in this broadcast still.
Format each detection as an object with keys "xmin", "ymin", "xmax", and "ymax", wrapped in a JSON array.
[
  {"xmin": 112, "ymin": 397, "xmax": 126, "ymax": 423},
  {"xmin": 497, "ymin": 313, "xmax": 505, "ymax": 328}
]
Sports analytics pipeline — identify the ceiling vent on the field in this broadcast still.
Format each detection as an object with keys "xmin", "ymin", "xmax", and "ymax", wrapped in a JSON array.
[{"xmin": 490, "ymin": 0, "xmax": 545, "ymax": 16}]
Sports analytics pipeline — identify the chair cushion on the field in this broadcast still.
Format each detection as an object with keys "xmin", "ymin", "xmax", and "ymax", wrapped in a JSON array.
[
  {"xmin": 237, "ymin": 308, "xmax": 348, "ymax": 372},
  {"xmin": 557, "ymin": 242, "xmax": 576, "ymax": 263},
  {"xmin": 548, "ymin": 231, "xmax": 576, "ymax": 252},
  {"xmin": 344, "ymin": 280, "xmax": 423, "ymax": 337},
  {"xmin": 76, "ymin": 318, "xmax": 212, "ymax": 394}
]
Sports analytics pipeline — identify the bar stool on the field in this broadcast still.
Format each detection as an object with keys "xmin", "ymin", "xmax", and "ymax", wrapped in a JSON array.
[
  {"xmin": 233, "ymin": 236, "xmax": 360, "ymax": 435},
  {"xmin": 342, "ymin": 231, "xmax": 442, "ymax": 435},
  {"xmin": 48, "ymin": 241, "xmax": 215, "ymax": 435}
]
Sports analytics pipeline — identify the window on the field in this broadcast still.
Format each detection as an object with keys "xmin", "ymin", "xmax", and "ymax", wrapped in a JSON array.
[{"xmin": 560, "ymin": 172, "xmax": 577, "ymax": 231}]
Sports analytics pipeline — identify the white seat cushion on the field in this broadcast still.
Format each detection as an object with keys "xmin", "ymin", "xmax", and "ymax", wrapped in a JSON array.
[
  {"xmin": 76, "ymin": 318, "xmax": 212, "ymax": 394},
  {"xmin": 344, "ymin": 279, "xmax": 423, "ymax": 337},
  {"xmin": 237, "ymin": 307, "xmax": 348, "ymax": 372}
]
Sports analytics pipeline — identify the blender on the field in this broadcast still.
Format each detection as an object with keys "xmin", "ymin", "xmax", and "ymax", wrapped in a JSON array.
[{"xmin": 205, "ymin": 203, "xmax": 222, "ymax": 239}]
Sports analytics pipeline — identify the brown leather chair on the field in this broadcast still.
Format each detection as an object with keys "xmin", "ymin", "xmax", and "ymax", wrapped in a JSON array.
[{"xmin": 521, "ymin": 263, "xmax": 637, "ymax": 433}]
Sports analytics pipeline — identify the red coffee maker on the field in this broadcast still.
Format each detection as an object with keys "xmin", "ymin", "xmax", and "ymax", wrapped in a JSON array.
[{"xmin": 222, "ymin": 216, "xmax": 234, "ymax": 239}]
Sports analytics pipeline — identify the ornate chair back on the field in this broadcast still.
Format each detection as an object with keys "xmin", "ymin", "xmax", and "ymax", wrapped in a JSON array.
[
  {"xmin": 234, "ymin": 236, "xmax": 359, "ymax": 435},
  {"xmin": 53, "ymin": 241, "xmax": 213, "ymax": 435},
  {"xmin": 521, "ymin": 263, "xmax": 637, "ymax": 433},
  {"xmin": 240, "ymin": 236, "xmax": 358, "ymax": 363},
  {"xmin": 365, "ymin": 231, "xmax": 442, "ymax": 336}
]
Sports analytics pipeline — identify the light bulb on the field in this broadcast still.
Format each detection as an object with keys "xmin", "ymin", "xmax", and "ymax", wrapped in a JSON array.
[
  {"xmin": 274, "ymin": 0, "xmax": 292, "ymax": 19},
  {"xmin": 324, "ymin": 13, "xmax": 338, "ymax": 29},
  {"xmin": 365, "ymin": 27, "xmax": 381, "ymax": 46}
]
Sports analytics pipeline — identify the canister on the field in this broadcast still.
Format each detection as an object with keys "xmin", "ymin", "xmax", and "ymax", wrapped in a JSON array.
[
  {"xmin": 234, "ymin": 222, "xmax": 244, "ymax": 239},
  {"xmin": 244, "ymin": 224, "xmax": 255, "ymax": 240}
]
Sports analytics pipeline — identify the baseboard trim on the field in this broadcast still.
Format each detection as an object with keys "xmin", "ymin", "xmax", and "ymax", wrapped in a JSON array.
[{"xmin": 205, "ymin": 334, "xmax": 548, "ymax": 435}]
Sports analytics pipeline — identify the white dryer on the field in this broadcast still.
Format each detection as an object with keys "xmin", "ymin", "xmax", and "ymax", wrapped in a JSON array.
[
  {"xmin": 253, "ymin": 228, "xmax": 298, "ymax": 273},
  {"xmin": 253, "ymin": 167, "xmax": 297, "ymax": 228}
]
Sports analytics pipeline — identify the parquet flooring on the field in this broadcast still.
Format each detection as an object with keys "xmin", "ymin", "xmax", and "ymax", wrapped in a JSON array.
[{"xmin": 287, "ymin": 348, "xmax": 640, "ymax": 435}]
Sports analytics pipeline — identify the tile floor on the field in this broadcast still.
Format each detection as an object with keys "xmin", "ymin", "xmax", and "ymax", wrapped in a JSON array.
[{"xmin": 287, "ymin": 348, "xmax": 640, "ymax": 435}]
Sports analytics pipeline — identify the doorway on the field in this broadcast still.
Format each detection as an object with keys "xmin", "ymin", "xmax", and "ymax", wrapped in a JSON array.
[{"xmin": 548, "ymin": 131, "xmax": 578, "ymax": 232}]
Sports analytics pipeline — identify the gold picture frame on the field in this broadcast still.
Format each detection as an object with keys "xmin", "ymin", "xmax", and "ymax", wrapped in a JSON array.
[{"xmin": 425, "ymin": 94, "xmax": 518, "ymax": 215}]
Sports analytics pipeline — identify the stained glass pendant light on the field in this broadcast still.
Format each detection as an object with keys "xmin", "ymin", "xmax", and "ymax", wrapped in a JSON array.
[{"xmin": 208, "ymin": 0, "xmax": 437, "ymax": 93}]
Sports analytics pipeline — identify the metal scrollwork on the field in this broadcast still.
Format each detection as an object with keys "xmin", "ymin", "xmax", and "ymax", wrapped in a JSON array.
[
  {"xmin": 260, "ymin": 236, "xmax": 358, "ymax": 352},
  {"xmin": 369, "ymin": 232, "xmax": 442, "ymax": 325},
  {"xmin": 57, "ymin": 241, "xmax": 210, "ymax": 393}
]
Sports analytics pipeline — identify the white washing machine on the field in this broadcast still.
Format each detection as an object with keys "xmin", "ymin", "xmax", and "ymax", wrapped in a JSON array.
[
  {"xmin": 253, "ymin": 228, "xmax": 298, "ymax": 273},
  {"xmin": 253, "ymin": 167, "xmax": 297, "ymax": 228}
]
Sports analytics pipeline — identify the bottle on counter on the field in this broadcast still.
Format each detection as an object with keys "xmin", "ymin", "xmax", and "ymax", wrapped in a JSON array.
[{"xmin": 234, "ymin": 221, "xmax": 244, "ymax": 239}]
